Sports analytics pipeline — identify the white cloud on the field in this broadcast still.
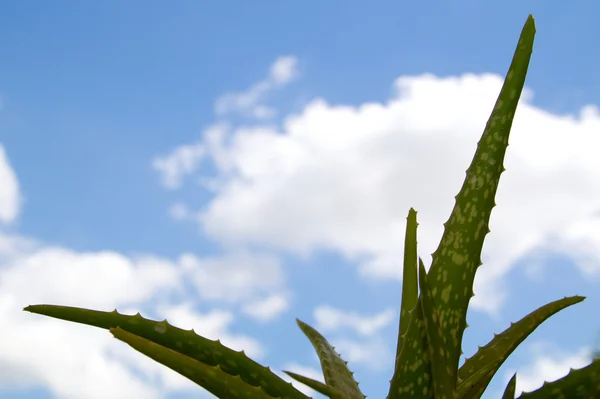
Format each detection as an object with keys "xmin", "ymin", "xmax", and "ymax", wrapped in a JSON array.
[
  {"xmin": 0, "ymin": 245, "xmax": 182, "ymax": 398},
  {"xmin": 313, "ymin": 306, "xmax": 395, "ymax": 336},
  {"xmin": 214, "ymin": 55, "xmax": 298, "ymax": 119},
  {"xmin": 5, "ymin": 248, "xmax": 181, "ymax": 309},
  {"xmin": 157, "ymin": 72, "xmax": 600, "ymax": 316},
  {"xmin": 179, "ymin": 251, "xmax": 287, "ymax": 303},
  {"xmin": 152, "ymin": 139, "xmax": 206, "ymax": 190},
  {"xmin": 269, "ymin": 56, "xmax": 299, "ymax": 86},
  {"xmin": 327, "ymin": 336, "xmax": 391, "ymax": 372},
  {"xmin": 0, "ymin": 144, "xmax": 21, "ymax": 224},
  {"xmin": 502, "ymin": 343, "xmax": 593, "ymax": 396},
  {"xmin": 152, "ymin": 124, "xmax": 229, "ymax": 190},
  {"xmin": 242, "ymin": 294, "xmax": 290, "ymax": 322}
]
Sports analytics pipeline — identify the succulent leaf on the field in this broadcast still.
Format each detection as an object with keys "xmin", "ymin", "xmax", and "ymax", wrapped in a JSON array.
[
  {"xmin": 516, "ymin": 358, "xmax": 600, "ymax": 399},
  {"xmin": 284, "ymin": 371, "xmax": 345, "ymax": 399},
  {"xmin": 457, "ymin": 295, "xmax": 585, "ymax": 399},
  {"xmin": 501, "ymin": 373, "xmax": 517, "ymax": 399},
  {"xmin": 110, "ymin": 327, "xmax": 278, "ymax": 399},
  {"xmin": 394, "ymin": 208, "xmax": 419, "ymax": 367},
  {"xmin": 422, "ymin": 14, "xmax": 536, "ymax": 387},
  {"xmin": 23, "ymin": 305, "xmax": 308, "ymax": 399},
  {"xmin": 387, "ymin": 209, "xmax": 435, "ymax": 399},
  {"xmin": 418, "ymin": 258, "xmax": 456, "ymax": 399},
  {"xmin": 295, "ymin": 319, "xmax": 365, "ymax": 399},
  {"xmin": 387, "ymin": 301, "xmax": 434, "ymax": 399}
]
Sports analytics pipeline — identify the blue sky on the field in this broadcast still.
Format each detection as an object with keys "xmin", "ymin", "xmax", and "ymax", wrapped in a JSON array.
[{"xmin": 1, "ymin": 1, "xmax": 600, "ymax": 399}]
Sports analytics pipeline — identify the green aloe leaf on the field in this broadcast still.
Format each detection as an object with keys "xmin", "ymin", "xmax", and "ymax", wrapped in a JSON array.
[
  {"xmin": 457, "ymin": 295, "xmax": 585, "ymax": 399},
  {"xmin": 23, "ymin": 305, "xmax": 308, "ymax": 399},
  {"xmin": 501, "ymin": 373, "xmax": 517, "ymax": 399},
  {"xmin": 386, "ymin": 14, "xmax": 536, "ymax": 399},
  {"xmin": 418, "ymin": 258, "xmax": 456, "ymax": 399},
  {"xmin": 387, "ymin": 300, "xmax": 433, "ymax": 399},
  {"xmin": 284, "ymin": 371, "xmax": 345, "ymax": 399},
  {"xmin": 110, "ymin": 327, "xmax": 276, "ymax": 399},
  {"xmin": 295, "ymin": 319, "xmax": 365, "ymax": 399},
  {"xmin": 394, "ymin": 208, "xmax": 420, "ymax": 363},
  {"xmin": 387, "ymin": 209, "xmax": 433, "ymax": 399},
  {"xmin": 517, "ymin": 358, "xmax": 600, "ymax": 399},
  {"xmin": 422, "ymin": 13, "xmax": 536, "ymax": 387}
]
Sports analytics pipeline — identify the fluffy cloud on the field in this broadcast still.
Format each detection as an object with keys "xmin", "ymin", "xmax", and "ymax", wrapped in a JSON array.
[
  {"xmin": 214, "ymin": 55, "xmax": 299, "ymax": 119},
  {"xmin": 242, "ymin": 294, "xmax": 290, "ymax": 322},
  {"xmin": 313, "ymin": 306, "xmax": 395, "ymax": 336},
  {"xmin": 155, "ymin": 71, "xmax": 600, "ymax": 316},
  {"xmin": 328, "ymin": 336, "xmax": 392, "ymax": 371},
  {"xmin": 179, "ymin": 251, "xmax": 288, "ymax": 304}
]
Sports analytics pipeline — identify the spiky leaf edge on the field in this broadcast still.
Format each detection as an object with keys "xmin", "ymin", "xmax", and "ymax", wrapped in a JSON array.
[
  {"xmin": 296, "ymin": 319, "xmax": 365, "ymax": 399},
  {"xmin": 110, "ymin": 327, "xmax": 277, "ymax": 399},
  {"xmin": 424, "ymin": 14, "xmax": 536, "ymax": 390},
  {"xmin": 23, "ymin": 305, "xmax": 308, "ymax": 399},
  {"xmin": 516, "ymin": 358, "xmax": 600, "ymax": 399},
  {"xmin": 457, "ymin": 295, "xmax": 585, "ymax": 399}
]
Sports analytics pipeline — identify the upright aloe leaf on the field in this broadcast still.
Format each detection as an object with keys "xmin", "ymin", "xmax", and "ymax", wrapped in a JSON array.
[
  {"xmin": 423, "ymin": 14, "xmax": 536, "ymax": 384},
  {"xmin": 387, "ymin": 15, "xmax": 536, "ymax": 399},
  {"xmin": 387, "ymin": 210, "xmax": 435, "ymax": 399},
  {"xmin": 292, "ymin": 319, "xmax": 365, "ymax": 399},
  {"xmin": 418, "ymin": 258, "xmax": 456, "ymax": 399},
  {"xmin": 457, "ymin": 295, "xmax": 585, "ymax": 399},
  {"xmin": 395, "ymin": 208, "xmax": 419, "ymax": 358},
  {"xmin": 23, "ymin": 305, "xmax": 308, "ymax": 399},
  {"xmin": 388, "ymin": 298, "xmax": 434, "ymax": 398}
]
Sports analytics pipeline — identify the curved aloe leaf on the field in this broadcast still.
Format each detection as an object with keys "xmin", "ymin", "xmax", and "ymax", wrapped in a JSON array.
[
  {"xmin": 517, "ymin": 358, "xmax": 600, "ymax": 399},
  {"xmin": 295, "ymin": 319, "xmax": 365, "ymax": 399},
  {"xmin": 23, "ymin": 305, "xmax": 308, "ymax": 399},
  {"xmin": 457, "ymin": 295, "xmax": 585, "ymax": 399},
  {"xmin": 418, "ymin": 258, "xmax": 456, "ymax": 399},
  {"xmin": 501, "ymin": 373, "xmax": 517, "ymax": 399},
  {"xmin": 110, "ymin": 327, "xmax": 277, "ymax": 399},
  {"xmin": 421, "ymin": 14, "xmax": 536, "ymax": 387},
  {"xmin": 284, "ymin": 371, "xmax": 345, "ymax": 399}
]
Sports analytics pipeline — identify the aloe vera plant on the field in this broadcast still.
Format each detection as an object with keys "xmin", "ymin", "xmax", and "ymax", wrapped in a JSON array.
[{"xmin": 23, "ymin": 14, "xmax": 600, "ymax": 399}]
